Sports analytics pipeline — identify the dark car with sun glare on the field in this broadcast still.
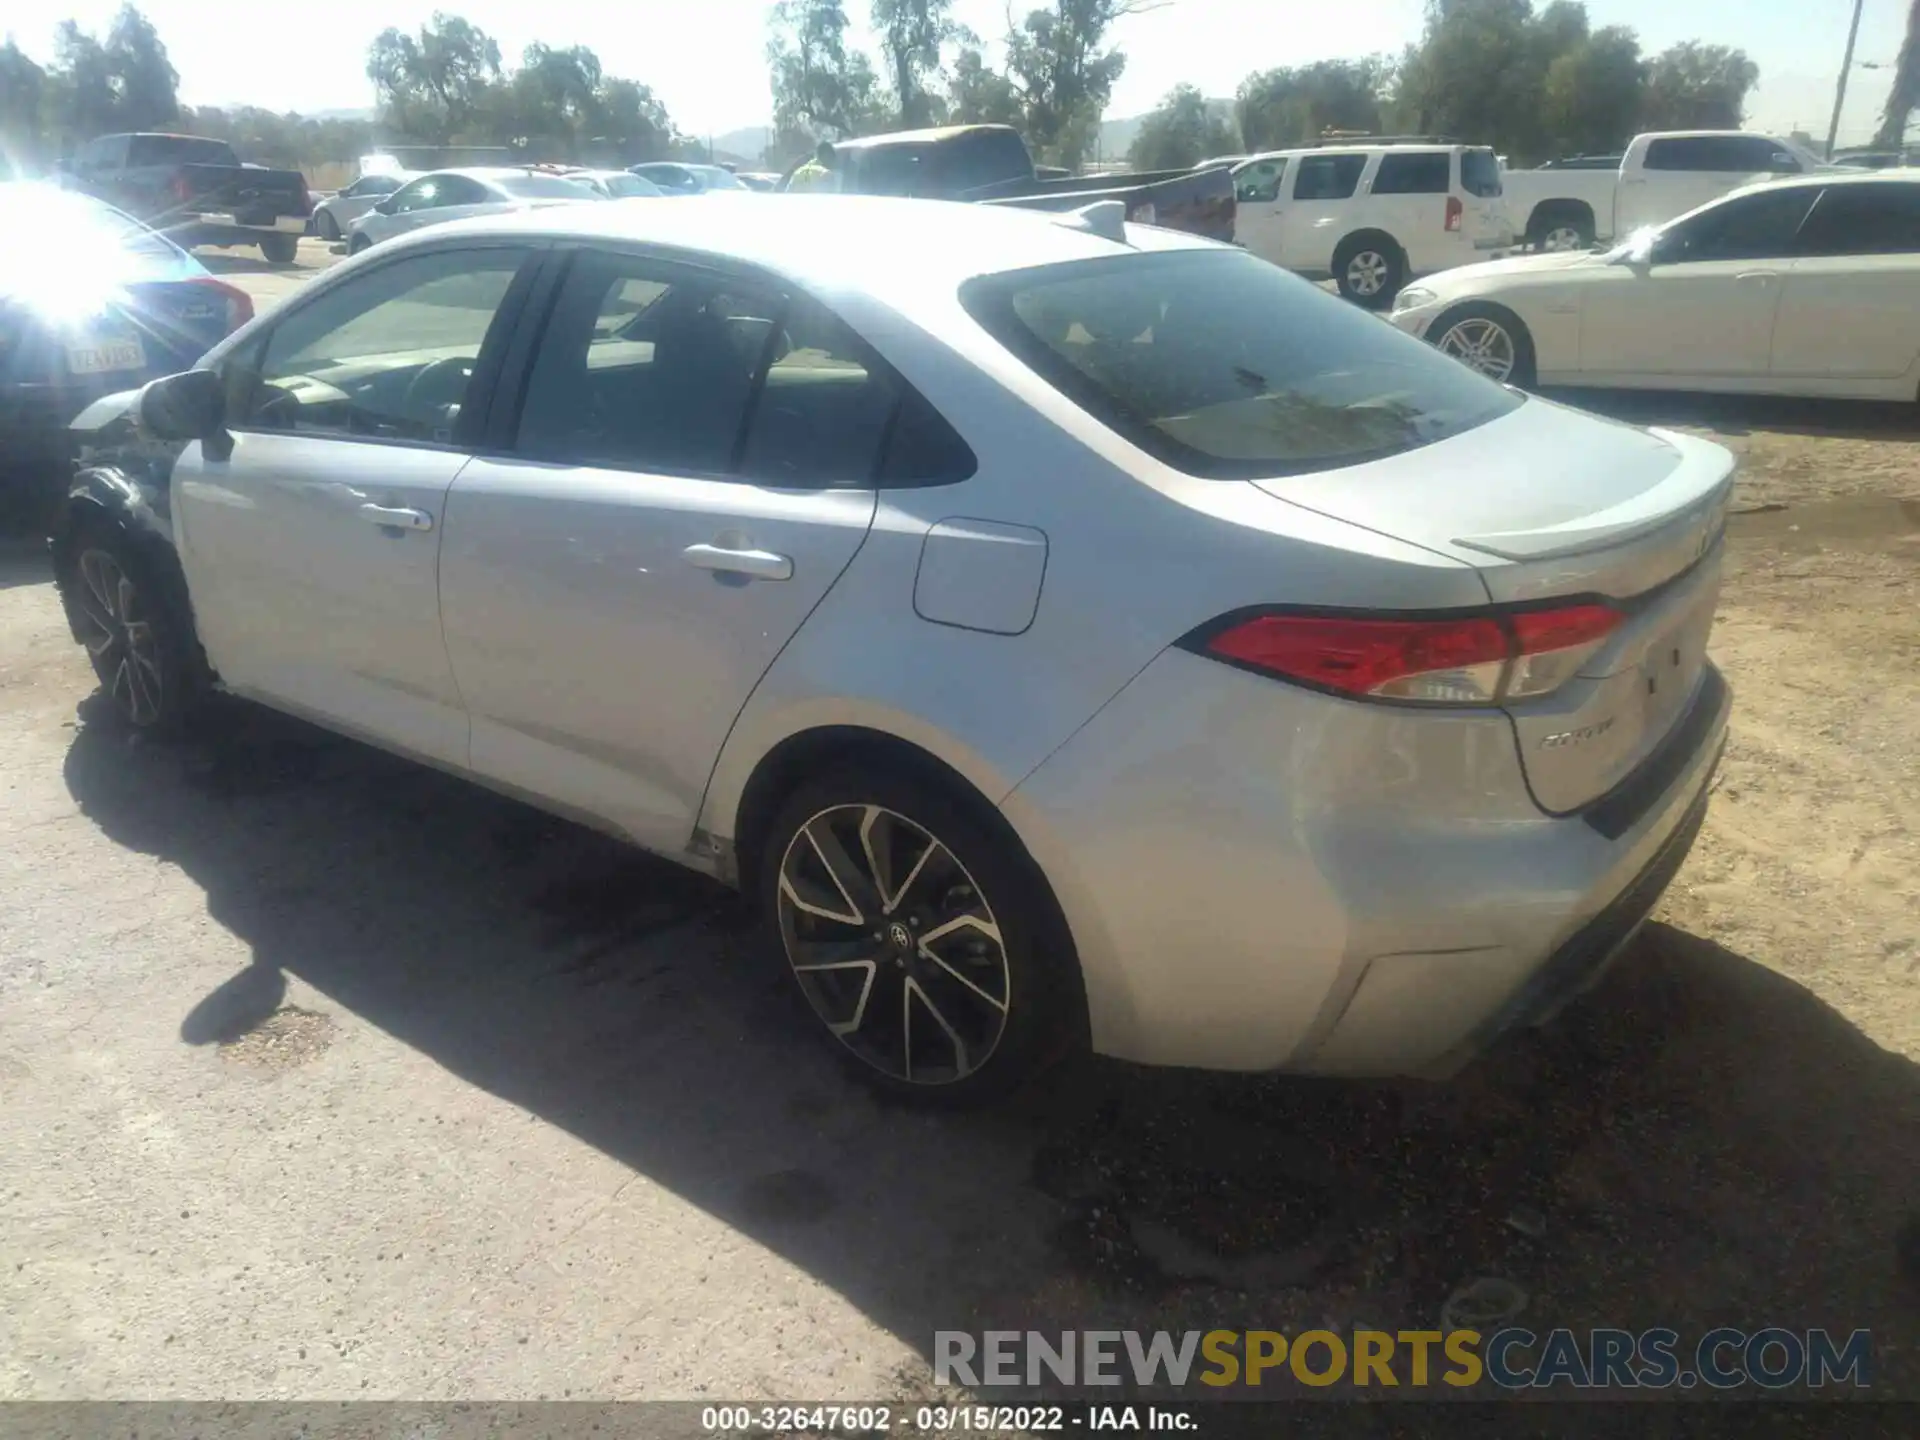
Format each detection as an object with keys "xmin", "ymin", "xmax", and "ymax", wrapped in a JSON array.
[{"xmin": 1, "ymin": 183, "xmax": 252, "ymax": 484}]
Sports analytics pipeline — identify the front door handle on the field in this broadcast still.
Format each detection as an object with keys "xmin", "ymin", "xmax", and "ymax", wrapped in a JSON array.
[
  {"xmin": 681, "ymin": 542, "xmax": 793, "ymax": 581},
  {"xmin": 360, "ymin": 503, "xmax": 434, "ymax": 533},
  {"xmin": 1734, "ymin": 270, "xmax": 1779, "ymax": 286}
]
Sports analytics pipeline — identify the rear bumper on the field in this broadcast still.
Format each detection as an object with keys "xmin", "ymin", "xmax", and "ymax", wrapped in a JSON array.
[{"xmin": 1002, "ymin": 649, "xmax": 1731, "ymax": 1076}]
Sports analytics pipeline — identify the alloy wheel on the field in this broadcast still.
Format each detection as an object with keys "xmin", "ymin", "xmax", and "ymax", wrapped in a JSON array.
[
  {"xmin": 1541, "ymin": 224, "xmax": 1586, "ymax": 252},
  {"xmin": 74, "ymin": 548, "xmax": 164, "ymax": 726},
  {"xmin": 1435, "ymin": 316, "xmax": 1518, "ymax": 382},
  {"xmin": 776, "ymin": 803, "xmax": 1012, "ymax": 1086},
  {"xmin": 1346, "ymin": 250, "xmax": 1390, "ymax": 296}
]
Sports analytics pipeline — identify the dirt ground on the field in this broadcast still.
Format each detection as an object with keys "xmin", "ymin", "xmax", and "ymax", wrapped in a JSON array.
[{"xmin": 0, "ymin": 379, "xmax": 1916, "ymax": 1405}]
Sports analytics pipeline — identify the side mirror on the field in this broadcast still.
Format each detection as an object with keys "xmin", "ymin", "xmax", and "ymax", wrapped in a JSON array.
[
  {"xmin": 1768, "ymin": 152, "xmax": 1798, "ymax": 174},
  {"xmin": 137, "ymin": 369, "xmax": 226, "ymax": 446},
  {"xmin": 372, "ymin": 197, "xmax": 397, "ymax": 215}
]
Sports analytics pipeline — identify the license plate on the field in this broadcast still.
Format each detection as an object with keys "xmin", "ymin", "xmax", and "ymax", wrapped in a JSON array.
[
  {"xmin": 274, "ymin": 215, "xmax": 307, "ymax": 233},
  {"xmin": 66, "ymin": 336, "xmax": 147, "ymax": 375}
]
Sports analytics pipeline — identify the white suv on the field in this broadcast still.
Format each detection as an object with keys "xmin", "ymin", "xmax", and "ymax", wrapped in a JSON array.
[{"xmin": 1230, "ymin": 143, "xmax": 1513, "ymax": 307}]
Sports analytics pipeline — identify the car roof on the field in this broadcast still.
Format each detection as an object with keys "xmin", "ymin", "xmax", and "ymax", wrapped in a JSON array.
[
  {"xmin": 1233, "ymin": 144, "xmax": 1468, "ymax": 169},
  {"xmin": 408, "ymin": 193, "xmax": 1218, "ymax": 305}
]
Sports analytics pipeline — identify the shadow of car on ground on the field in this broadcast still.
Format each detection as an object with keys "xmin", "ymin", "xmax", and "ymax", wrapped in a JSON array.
[
  {"xmin": 1544, "ymin": 387, "xmax": 1920, "ymax": 444},
  {"xmin": 54, "ymin": 691, "xmax": 1920, "ymax": 1396}
]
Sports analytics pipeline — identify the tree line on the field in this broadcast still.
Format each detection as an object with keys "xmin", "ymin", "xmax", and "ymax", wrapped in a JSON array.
[
  {"xmin": 0, "ymin": 3, "xmax": 698, "ymax": 177},
  {"xmin": 1129, "ymin": 0, "xmax": 1769, "ymax": 171},
  {"xmin": 3, "ymin": 0, "xmax": 1913, "ymax": 185}
]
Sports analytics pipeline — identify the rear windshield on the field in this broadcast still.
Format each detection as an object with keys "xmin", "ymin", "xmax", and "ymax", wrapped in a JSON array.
[
  {"xmin": 127, "ymin": 135, "xmax": 238, "ymax": 168},
  {"xmin": 494, "ymin": 173, "xmax": 601, "ymax": 200},
  {"xmin": 1461, "ymin": 148, "xmax": 1502, "ymax": 197},
  {"xmin": 960, "ymin": 249, "xmax": 1521, "ymax": 480}
]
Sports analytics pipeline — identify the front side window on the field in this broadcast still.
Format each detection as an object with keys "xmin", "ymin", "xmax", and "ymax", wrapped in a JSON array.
[
  {"xmin": 1371, "ymin": 152, "xmax": 1450, "ymax": 195},
  {"xmin": 1234, "ymin": 159, "xmax": 1285, "ymax": 204},
  {"xmin": 231, "ymin": 247, "xmax": 529, "ymax": 443},
  {"xmin": 1293, "ymin": 153, "xmax": 1366, "ymax": 201},
  {"xmin": 1655, "ymin": 186, "xmax": 1818, "ymax": 263},
  {"xmin": 1794, "ymin": 183, "xmax": 1920, "ymax": 255},
  {"xmin": 962, "ymin": 248, "xmax": 1520, "ymax": 480},
  {"xmin": 516, "ymin": 253, "xmax": 783, "ymax": 474}
]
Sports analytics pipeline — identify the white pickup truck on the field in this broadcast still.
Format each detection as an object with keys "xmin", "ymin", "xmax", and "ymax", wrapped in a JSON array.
[{"xmin": 1503, "ymin": 130, "xmax": 1841, "ymax": 251}]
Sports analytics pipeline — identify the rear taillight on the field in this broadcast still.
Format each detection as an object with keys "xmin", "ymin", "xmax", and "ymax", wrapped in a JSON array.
[
  {"xmin": 1444, "ymin": 195, "xmax": 1463, "ymax": 232},
  {"xmin": 172, "ymin": 173, "xmax": 192, "ymax": 205},
  {"xmin": 1187, "ymin": 603, "xmax": 1622, "ymax": 706},
  {"xmin": 185, "ymin": 277, "xmax": 255, "ymax": 334}
]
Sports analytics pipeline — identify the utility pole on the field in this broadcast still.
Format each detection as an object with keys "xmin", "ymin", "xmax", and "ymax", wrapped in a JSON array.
[{"xmin": 1826, "ymin": 0, "xmax": 1867, "ymax": 160}]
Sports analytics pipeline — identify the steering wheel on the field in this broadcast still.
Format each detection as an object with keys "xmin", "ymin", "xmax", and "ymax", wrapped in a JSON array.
[{"xmin": 401, "ymin": 356, "xmax": 475, "ymax": 431}]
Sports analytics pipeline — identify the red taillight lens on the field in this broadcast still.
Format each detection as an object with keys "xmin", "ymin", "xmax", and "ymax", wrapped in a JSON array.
[
  {"xmin": 1445, "ymin": 195, "xmax": 1464, "ymax": 231},
  {"xmin": 186, "ymin": 277, "xmax": 255, "ymax": 334},
  {"xmin": 1191, "ymin": 603, "xmax": 1623, "ymax": 706},
  {"xmin": 1504, "ymin": 602, "xmax": 1621, "ymax": 699}
]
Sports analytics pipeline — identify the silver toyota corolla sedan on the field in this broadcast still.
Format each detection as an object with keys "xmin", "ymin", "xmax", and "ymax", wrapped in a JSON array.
[{"xmin": 57, "ymin": 195, "xmax": 1732, "ymax": 1103}]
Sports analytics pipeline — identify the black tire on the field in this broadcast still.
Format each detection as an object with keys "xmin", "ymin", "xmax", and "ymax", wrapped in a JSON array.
[
  {"xmin": 259, "ymin": 232, "xmax": 299, "ymax": 265},
  {"xmin": 316, "ymin": 210, "xmax": 341, "ymax": 243},
  {"xmin": 61, "ymin": 519, "xmax": 209, "ymax": 735},
  {"xmin": 1333, "ymin": 233, "xmax": 1406, "ymax": 309},
  {"xmin": 1527, "ymin": 206, "xmax": 1595, "ymax": 253},
  {"xmin": 1427, "ymin": 301, "xmax": 1538, "ymax": 389},
  {"xmin": 348, "ymin": 233, "xmax": 372, "ymax": 256},
  {"xmin": 758, "ymin": 766, "xmax": 1084, "ymax": 1106}
]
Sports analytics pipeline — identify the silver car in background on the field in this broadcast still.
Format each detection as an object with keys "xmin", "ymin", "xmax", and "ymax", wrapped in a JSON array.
[
  {"xmin": 59, "ymin": 196, "xmax": 1731, "ymax": 1103},
  {"xmin": 345, "ymin": 167, "xmax": 603, "ymax": 252},
  {"xmin": 309, "ymin": 171, "xmax": 414, "ymax": 244}
]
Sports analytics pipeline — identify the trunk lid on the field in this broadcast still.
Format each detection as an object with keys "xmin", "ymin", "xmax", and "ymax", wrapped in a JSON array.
[{"xmin": 1251, "ymin": 398, "xmax": 1734, "ymax": 813}]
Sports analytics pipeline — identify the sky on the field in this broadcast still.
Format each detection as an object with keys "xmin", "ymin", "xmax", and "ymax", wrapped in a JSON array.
[{"xmin": 9, "ymin": 0, "xmax": 1911, "ymax": 148}]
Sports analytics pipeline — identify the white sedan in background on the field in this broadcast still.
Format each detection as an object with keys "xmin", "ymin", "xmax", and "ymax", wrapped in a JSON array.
[
  {"xmin": 309, "ymin": 171, "xmax": 414, "ymax": 243},
  {"xmin": 1391, "ymin": 170, "xmax": 1920, "ymax": 400},
  {"xmin": 346, "ymin": 167, "xmax": 603, "ymax": 252}
]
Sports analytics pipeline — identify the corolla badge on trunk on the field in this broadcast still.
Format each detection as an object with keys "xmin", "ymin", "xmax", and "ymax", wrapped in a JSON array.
[{"xmin": 1540, "ymin": 716, "xmax": 1616, "ymax": 749}]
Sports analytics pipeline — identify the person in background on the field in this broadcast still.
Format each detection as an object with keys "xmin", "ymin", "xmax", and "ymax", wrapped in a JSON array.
[{"xmin": 787, "ymin": 141, "xmax": 839, "ymax": 193}]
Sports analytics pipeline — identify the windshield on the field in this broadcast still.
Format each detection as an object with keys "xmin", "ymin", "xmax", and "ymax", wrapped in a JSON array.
[
  {"xmin": 598, "ymin": 173, "xmax": 662, "ymax": 197},
  {"xmin": 693, "ymin": 167, "xmax": 745, "ymax": 190},
  {"xmin": 127, "ymin": 135, "xmax": 237, "ymax": 168},
  {"xmin": 961, "ymin": 249, "xmax": 1521, "ymax": 480},
  {"xmin": 493, "ymin": 173, "xmax": 602, "ymax": 200}
]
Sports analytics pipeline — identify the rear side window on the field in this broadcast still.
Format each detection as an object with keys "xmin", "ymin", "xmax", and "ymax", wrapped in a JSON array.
[
  {"xmin": 736, "ymin": 296, "xmax": 899, "ymax": 484},
  {"xmin": 1371, "ymin": 152, "xmax": 1450, "ymax": 195},
  {"xmin": 515, "ymin": 251, "xmax": 973, "ymax": 487},
  {"xmin": 1645, "ymin": 136, "xmax": 1798, "ymax": 174},
  {"xmin": 1461, "ymin": 149, "xmax": 1502, "ymax": 197},
  {"xmin": 961, "ymin": 249, "xmax": 1521, "ymax": 480},
  {"xmin": 1795, "ymin": 184, "xmax": 1920, "ymax": 256},
  {"xmin": 935, "ymin": 131, "xmax": 1033, "ymax": 195},
  {"xmin": 1293, "ymin": 153, "xmax": 1366, "ymax": 201}
]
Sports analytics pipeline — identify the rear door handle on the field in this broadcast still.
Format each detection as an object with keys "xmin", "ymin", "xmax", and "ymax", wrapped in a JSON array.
[
  {"xmin": 360, "ymin": 503, "xmax": 434, "ymax": 532},
  {"xmin": 681, "ymin": 543, "xmax": 793, "ymax": 581},
  {"xmin": 1735, "ymin": 271, "xmax": 1780, "ymax": 285}
]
